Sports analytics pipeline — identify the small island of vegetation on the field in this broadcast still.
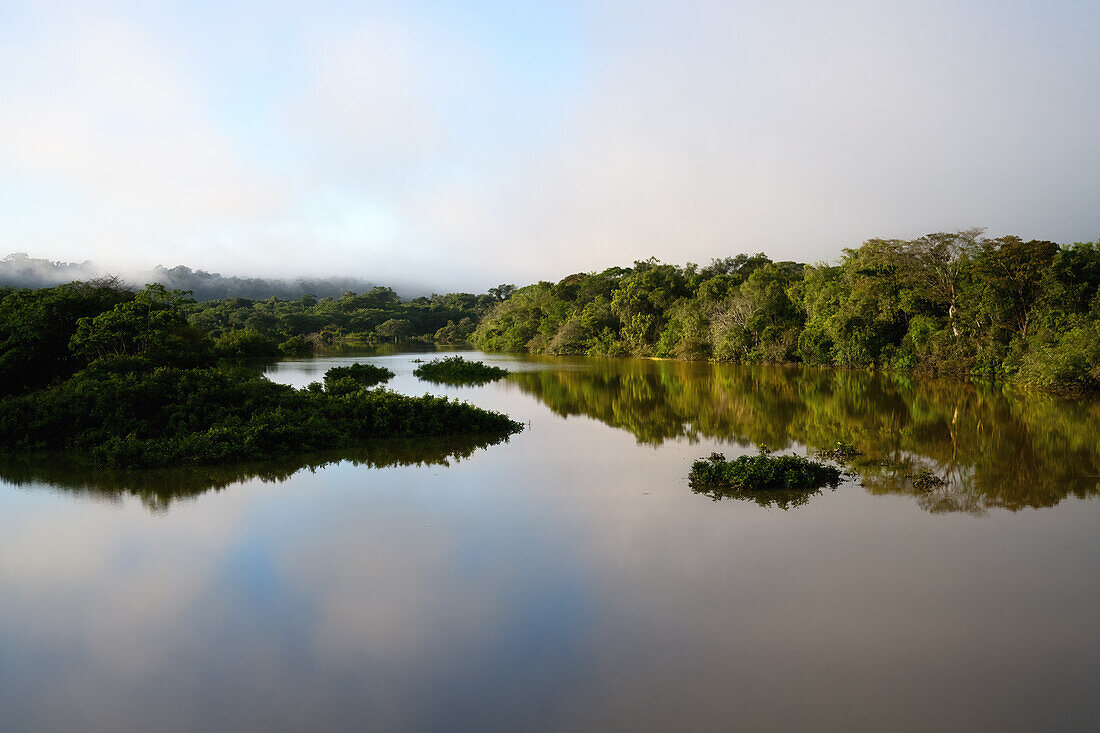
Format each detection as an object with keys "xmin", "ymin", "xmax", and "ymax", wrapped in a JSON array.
[
  {"xmin": 689, "ymin": 449, "xmax": 843, "ymax": 509},
  {"xmin": 322, "ymin": 362, "xmax": 395, "ymax": 392},
  {"xmin": 413, "ymin": 356, "xmax": 510, "ymax": 385}
]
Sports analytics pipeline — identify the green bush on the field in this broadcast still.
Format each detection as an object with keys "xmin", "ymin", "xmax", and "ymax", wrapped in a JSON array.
[
  {"xmin": 278, "ymin": 335, "xmax": 314, "ymax": 356},
  {"xmin": 214, "ymin": 328, "xmax": 279, "ymax": 358},
  {"xmin": 413, "ymin": 356, "xmax": 509, "ymax": 384},
  {"xmin": 689, "ymin": 449, "xmax": 841, "ymax": 508},
  {"xmin": 1015, "ymin": 323, "xmax": 1100, "ymax": 392},
  {"xmin": 323, "ymin": 362, "xmax": 395, "ymax": 391}
]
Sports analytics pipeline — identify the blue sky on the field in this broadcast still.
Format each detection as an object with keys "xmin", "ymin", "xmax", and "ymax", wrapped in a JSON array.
[{"xmin": 1, "ymin": 0, "xmax": 1097, "ymax": 290}]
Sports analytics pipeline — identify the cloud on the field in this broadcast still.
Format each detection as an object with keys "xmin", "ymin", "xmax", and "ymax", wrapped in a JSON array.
[
  {"xmin": 489, "ymin": 0, "xmax": 1100, "ymax": 276},
  {"xmin": 0, "ymin": 7, "xmax": 287, "ymax": 266},
  {"xmin": 0, "ymin": 0, "xmax": 1096, "ymax": 289}
]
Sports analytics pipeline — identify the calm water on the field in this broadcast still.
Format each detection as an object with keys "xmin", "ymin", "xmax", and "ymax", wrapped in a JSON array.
[{"xmin": 2, "ymin": 349, "xmax": 1099, "ymax": 731}]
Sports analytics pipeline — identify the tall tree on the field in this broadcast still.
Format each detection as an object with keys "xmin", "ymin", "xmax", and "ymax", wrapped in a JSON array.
[
  {"xmin": 976, "ymin": 236, "xmax": 1058, "ymax": 338},
  {"xmin": 906, "ymin": 228, "xmax": 983, "ymax": 336}
]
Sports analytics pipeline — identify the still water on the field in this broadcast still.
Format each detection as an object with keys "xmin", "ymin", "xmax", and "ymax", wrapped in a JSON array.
[{"xmin": 2, "ymin": 349, "xmax": 1099, "ymax": 731}]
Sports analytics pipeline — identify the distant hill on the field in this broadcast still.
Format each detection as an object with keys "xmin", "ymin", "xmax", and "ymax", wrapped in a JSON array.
[{"xmin": 0, "ymin": 253, "xmax": 380, "ymax": 301}]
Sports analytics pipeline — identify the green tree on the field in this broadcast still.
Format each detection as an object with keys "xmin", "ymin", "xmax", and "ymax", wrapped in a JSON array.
[
  {"xmin": 0, "ymin": 277, "xmax": 131, "ymax": 395},
  {"xmin": 976, "ymin": 236, "xmax": 1058, "ymax": 338},
  {"xmin": 69, "ymin": 284, "xmax": 213, "ymax": 366},
  {"xmin": 376, "ymin": 318, "xmax": 413, "ymax": 343}
]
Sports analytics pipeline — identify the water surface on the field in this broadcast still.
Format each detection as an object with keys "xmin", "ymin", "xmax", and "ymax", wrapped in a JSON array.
[{"xmin": 2, "ymin": 350, "xmax": 1099, "ymax": 731}]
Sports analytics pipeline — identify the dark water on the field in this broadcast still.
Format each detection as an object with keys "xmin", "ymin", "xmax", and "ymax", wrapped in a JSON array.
[{"xmin": 2, "ymin": 350, "xmax": 1099, "ymax": 731}]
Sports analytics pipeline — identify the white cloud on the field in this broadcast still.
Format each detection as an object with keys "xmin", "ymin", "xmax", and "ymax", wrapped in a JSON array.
[
  {"xmin": 0, "ymin": 0, "xmax": 1096, "ymax": 289},
  {"xmin": 0, "ymin": 10, "xmax": 287, "ymax": 266}
]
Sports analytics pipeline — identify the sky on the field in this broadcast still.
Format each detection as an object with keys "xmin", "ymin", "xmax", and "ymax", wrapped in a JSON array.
[{"xmin": 1, "ymin": 0, "xmax": 1098, "ymax": 292}]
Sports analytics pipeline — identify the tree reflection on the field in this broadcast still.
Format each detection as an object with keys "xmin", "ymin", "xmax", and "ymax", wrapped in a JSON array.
[
  {"xmin": 691, "ymin": 482, "xmax": 826, "ymax": 510},
  {"xmin": 0, "ymin": 433, "xmax": 514, "ymax": 512},
  {"xmin": 510, "ymin": 358, "xmax": 1100, "ymax": 513}
]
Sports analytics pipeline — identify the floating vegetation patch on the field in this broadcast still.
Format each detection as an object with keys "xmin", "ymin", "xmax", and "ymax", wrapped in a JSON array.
[
  {"xmin": 689, "ymin": 449, "xmax": 842, "ymax": 509},
  {"xmin": 815, "ymin": 441, "xmax": 863, "ymax": 463},
  {"xmin": 323, "ymin": 363, "xmax": 395, "ymax": 393},
  {"xmin": 413, "ymin": 356, "xmax": 509, "ymax": 385},
  {"xmin": 908, "ymin": 469, "xmax": 947, "ymax": 491}
]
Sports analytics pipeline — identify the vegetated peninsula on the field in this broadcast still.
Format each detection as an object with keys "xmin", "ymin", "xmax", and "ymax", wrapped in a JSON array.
[{"xmin": 0, "ymin": 282, "xmax": 522, "ymax": 468}]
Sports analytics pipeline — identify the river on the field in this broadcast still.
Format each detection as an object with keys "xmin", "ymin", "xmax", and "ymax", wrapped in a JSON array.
[{"xmin": 2, "ymin": 348, "xmax": 1099, "ymax": 731}]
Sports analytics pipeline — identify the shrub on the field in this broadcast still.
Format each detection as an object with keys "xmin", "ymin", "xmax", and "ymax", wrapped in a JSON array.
[
  {"xmin": 689, "ymin": 450, "xmax": 842, "ymax": 508},
  {"xmin": 323, "ymin": 363, "xmax": 395, "ymax": 391},
  {"xmin": 908, "ymin": 469, "xmax": 946, "ymax": 491},
  {"xmin": 214, "ymin": 328, "xmax": 279, "ymax": 358},
  {"xmin": 413, "ymin": 356, "xmax": 509, "ymax": 384},
  {"xmin": 278, "ymin": 336, "xmax": 314, "ymax": 356}
]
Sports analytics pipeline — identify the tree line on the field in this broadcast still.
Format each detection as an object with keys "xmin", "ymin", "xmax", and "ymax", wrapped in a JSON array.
[
  {"xmin": 184, "ymin": 286, "xmax": 511, "ymax": 356},
  {"xmin": 473, "ymin": 230, "xmax": 1100, "ymax": 392},
  {"xmin": 3, "ymin": 229, "xmax": 1098, "ymax": 392}
]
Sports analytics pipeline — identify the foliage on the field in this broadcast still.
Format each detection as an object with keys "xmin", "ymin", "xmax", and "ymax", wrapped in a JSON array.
[
  {"xmin": 323, "ymin": 362, "xmax": 395, "ymax": 392},
  {"xmin": 688, "ymin": 449, "xmax": 842, "ymax": 509},
  {"xmin": 689, "ymin": 449, "xmax": 842, "ymax": 490},
  {"xmin": 0, "ymin": 277, "xmax": 131, "ymax": 394},
  {"xmin": 909, "ymin": 469, "xmax": 946, "ymax": 491},
  {"xmin": 413, "ymin": 356, "xmax": 509, "ymax": 384},
  {"xmin": 0, "ymin": 282, "xmax": 523, "ymax": 469},
  {"xmin": 434, "ymin": 317, "xmax": 477, "ymax": 344},
  {"xmin": 507, "ymin": 357, "xmax": 1100, "ymax": 512},
  {"xmin": 0, "ymin": 362, "xmax": 523, "ymax": 468},
  {"xmin": 278, "ymin": 335, "xmax": 315, "ymax": 356},
  {"xmin": 471, "ymin": 233, "xmax": 1100, "ymax": 392},
  {"xmin": 184, "ymin": 285, "xmax": 497, "ymax": 349},
  {"xmin": 9, "ymin": 230, "xmax": 1099, "ymax": 391},
  {"xmin": 70, "ymin": 284, "xmax": 215, "ymax": 367},
  {"xmin": 213, "ymin": 328, "xmax": 280, "ymax": 358}
]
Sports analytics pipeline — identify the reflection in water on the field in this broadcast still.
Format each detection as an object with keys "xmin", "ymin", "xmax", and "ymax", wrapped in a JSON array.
[
  {"xmin": 509, "ymin": 358, "xmax": 1100, "ymax": 513},
  {"xmin": 691, "ymin": 480, "xmax": 828, "ymax": 510},
  {"xmin": 3, "ymin": 350, "xmax": 1100, "ymax": 731},
  {"xmin": 0, "ymin": 433, "xmax": 514, "ymax": 511}
]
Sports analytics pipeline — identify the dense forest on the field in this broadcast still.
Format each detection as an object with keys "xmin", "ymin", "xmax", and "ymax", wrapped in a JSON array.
[
  {"xmin": 0, "ymin": 280, "xmax": 522, "ymax": 467},
  {"xmin": 183, "ymin": 284, "xmax": 512, "ymax": 356},
  {"xmin": 473, "ymin": 231, "xmax": 1100, "ymax": 392},
  {"xmin": 3, "ymin": 230, "xmax": 1099, "ymax": 393}
]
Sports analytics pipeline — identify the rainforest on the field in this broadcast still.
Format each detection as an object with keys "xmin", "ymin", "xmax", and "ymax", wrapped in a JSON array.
[{"xmin": 160, "ymin": 231, "xmax": 1100, "ymax": 393}]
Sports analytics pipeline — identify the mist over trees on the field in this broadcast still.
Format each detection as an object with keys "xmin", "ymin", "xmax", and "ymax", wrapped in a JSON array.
[
  {"xmin": 0, "ymin": 253, "xmax": 102, "ymax": 289},
  {"xmin": 0, "ymin": 253, "xmax": 382, "ymax": 301}
]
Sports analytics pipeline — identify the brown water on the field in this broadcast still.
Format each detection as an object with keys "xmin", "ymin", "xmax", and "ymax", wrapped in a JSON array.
[{"xmin": 2, "ymin": 349, "xmax": 1099, "ymax": 731}]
